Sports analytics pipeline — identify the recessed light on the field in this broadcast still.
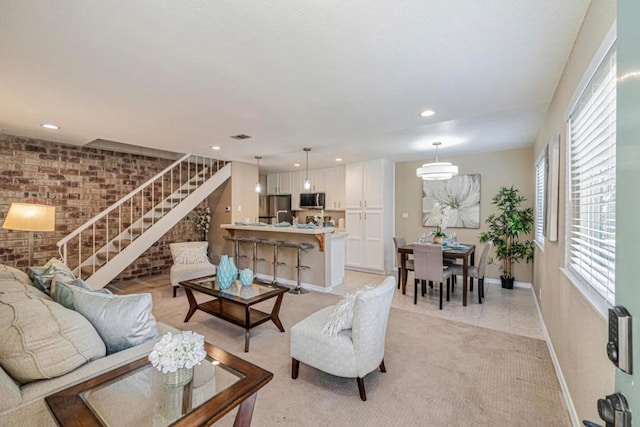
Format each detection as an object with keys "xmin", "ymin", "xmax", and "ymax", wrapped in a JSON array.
[
  {"xmin": 420, "ymin": 110, "xmax": 435, "ymax": 117},
  {"xmin": 210, "ymin": 146, "xmax": 221, "ymax": 150},
  {"xmin": 294, "ymin": 163, "xmax": 300, "ymax": 167},
  {"xmin": 41, "ymin": 123, "xmax": 59, "ymax": 130},
  {"xmin": 335, "ymin": 158, "xmax": 342, "ymax": 162}
]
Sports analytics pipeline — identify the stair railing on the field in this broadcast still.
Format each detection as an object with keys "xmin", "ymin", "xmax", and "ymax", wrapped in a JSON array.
[{"xmin": 57, "ymin": 154, "xmax": 227, "ymax": 276}]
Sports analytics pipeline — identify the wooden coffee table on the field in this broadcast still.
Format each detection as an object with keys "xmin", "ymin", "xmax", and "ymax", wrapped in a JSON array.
[
  {"xmin": 180, "ymin": 276, "xmax": 289, "ymax": 352},
  {"xmin": 45, "ymin": 341, "xmax": 272, "ymax": 427}
]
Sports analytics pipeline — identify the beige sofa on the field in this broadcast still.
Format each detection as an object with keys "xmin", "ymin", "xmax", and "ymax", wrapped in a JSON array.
[{"xmin": 0, "ymin": 265, "xmax": 177, "ymax": 426}]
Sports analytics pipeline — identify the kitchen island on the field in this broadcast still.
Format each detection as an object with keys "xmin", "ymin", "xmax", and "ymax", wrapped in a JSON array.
[{"xmin": 220, "ymin": 224, "xmax": 347, "ymax": 292}]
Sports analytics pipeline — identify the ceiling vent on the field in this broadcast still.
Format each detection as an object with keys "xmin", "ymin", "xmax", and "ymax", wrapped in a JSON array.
[{"xmin": 230, "ymin": 134, "xmax": 252, "ymax": 140}]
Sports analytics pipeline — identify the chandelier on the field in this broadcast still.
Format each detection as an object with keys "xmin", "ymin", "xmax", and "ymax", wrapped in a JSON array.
[{"xmin": 416, "ymin": 142, "xmax": 458, "ymax": 181}]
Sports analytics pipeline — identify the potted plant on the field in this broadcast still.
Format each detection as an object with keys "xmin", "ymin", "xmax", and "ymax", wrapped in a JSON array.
[
  {"xmin": 429, "ymin": 202, "xmax": 451, "ymax": 244},
  {"xmin": 479, "ymin": 186, "xmax": 534, "ymax": 289}
]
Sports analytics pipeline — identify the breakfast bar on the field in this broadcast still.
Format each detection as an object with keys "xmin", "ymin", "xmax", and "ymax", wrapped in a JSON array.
[{"xmin": 220, "ymin": 224, "xmax": 347, "ymax": 292}]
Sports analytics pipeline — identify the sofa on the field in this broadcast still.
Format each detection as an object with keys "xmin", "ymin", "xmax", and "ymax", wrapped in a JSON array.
[{"xmin": 0, "ymin": 264, "xmax": 176, "ymax": 426}]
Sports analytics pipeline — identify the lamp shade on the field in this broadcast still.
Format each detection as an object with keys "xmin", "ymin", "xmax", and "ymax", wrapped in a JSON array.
[
  {"xmin": 2, "ymin": 203, "xmax": 56, "ymax": 231},
  {"xmin": 416, "ymin": 162, "xmax": 459, "ymax": 181}
]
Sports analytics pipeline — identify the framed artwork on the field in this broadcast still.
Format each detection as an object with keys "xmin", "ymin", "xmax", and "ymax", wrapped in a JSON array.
[{"xmin": 423, "ymin": 174, "xmax": 481, "ymax": 228}]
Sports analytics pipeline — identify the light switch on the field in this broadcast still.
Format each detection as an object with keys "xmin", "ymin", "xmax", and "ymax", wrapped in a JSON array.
[
  {"xmin": 401, "ymin": 212, "xmax": 409, "ymax": 219},
  {"xmin": 237, "ymin": 205, "xmax": 242, "ymax": 212}
]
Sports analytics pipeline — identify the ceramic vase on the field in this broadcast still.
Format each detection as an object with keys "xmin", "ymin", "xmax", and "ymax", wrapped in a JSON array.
[
  {"xmin": 217, "ymin": 255, "xmax": 237, "ymax": 290},
  {"xmin": 239, "ymin": 268, "xmax": 254, "ymax": 286},
  {"xmin": 432, "ymin": 235, "xmax": 444, "ymax": 245}
]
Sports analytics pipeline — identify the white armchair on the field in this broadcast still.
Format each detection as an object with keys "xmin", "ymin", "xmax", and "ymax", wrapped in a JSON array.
[
  {"xmin": 169, "ymin": 242, "xmax": 216, "ymax": 297},
  {"xmin": 290, "ymin": 276, "xmax": 395, "ymax": 401}
]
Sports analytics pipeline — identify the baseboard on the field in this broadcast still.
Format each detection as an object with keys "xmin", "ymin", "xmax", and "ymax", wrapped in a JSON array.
[
  {"xmin": 483, "ymin": 277, "xmax": 531, "ymax": 289},
  {"xmin": 530, "ymin": 286, "xmax": 580, "ymax": 426},
  {"xmin": 254, "ymin": 273, "xmax": 335, "ymax": 294}
]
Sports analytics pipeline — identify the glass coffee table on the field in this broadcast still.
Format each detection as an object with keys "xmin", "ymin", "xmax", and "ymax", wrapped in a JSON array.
[
  {"xmin": 180, "ymin": 276, "xmax": 289, "ymax": 352},
  {"xmin": 45, "ymin": 342, "xmax": 272, "ymax": 427}
]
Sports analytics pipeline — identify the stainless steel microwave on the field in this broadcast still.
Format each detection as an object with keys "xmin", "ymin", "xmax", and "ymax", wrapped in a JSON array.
[{"xmin": 299, "ymin": 192, "xmax": 325, "ymax": 209}]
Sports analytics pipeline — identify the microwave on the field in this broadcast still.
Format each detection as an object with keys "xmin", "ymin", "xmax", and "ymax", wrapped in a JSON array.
[{"xmin": 299, "ymin": 192, "xmax": 325, "ymax": 209}]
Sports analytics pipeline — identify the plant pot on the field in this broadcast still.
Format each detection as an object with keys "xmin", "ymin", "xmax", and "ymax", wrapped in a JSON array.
[
  {"xmin": 432, "ymin": 235, "xmax": 444, "ymax": 245},
  {"xmin": 501, "ymin": 276, "xmax": 514, "ymax": 289}
]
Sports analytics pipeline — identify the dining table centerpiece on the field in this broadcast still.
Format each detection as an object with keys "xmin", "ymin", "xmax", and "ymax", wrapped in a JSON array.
[
  {"xmin": 148, "ymin": 331, "xmax": 207, "ymax": 387},
  {"xmin": 429, "ymin": 202, "xmax": 452, "ymax": 244}
]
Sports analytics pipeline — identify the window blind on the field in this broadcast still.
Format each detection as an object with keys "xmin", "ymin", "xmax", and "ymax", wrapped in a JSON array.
[
  {"xmin": 568, "ymin": 45, "xmax": 616, "ymax": 304},
  {"xmin": 534, "ymin": 153, "xmax": 546, "ymax": 247}
]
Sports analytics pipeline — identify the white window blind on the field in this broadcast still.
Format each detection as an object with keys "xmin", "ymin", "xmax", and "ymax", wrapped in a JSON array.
[
  {"xmin": 534, "ymin": 152, "xmax": 546, "ymax": 248},
  {"xmin": 567, "ymin": 45, "xmax": 616, "ymax": 305}
]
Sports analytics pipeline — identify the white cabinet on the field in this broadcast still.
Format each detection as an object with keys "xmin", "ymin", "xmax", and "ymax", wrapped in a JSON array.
[
  {"xmin": 346, "ymin": 161, "xmax": 384, "ymax": 209},
  {"xmin": 324, "ymin": 166, "xmax": 345, "ymax": 210},
  {"xmin": 291, "ymin": 170, "xmax": 304, "ymax": 210},
  {"xmin": 266, "ymin": 172, "xmax": 292, "ymax": 195},
  {"xmin": 345, "ymin": 159, "xmax": 393, "ymax": 273}
]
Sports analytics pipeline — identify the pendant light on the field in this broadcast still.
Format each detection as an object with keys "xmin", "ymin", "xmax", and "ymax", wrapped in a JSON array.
[
  {"xmin": 416, "ymin": 142, "xmax": 458, "ymax": 180},
  {"xmin": 254, "ymin": 156, "xmax": 262, "ymax": 193},
  {"xmin": 303, "ymin": 148, "xmax": 311, "ymax": 190}
]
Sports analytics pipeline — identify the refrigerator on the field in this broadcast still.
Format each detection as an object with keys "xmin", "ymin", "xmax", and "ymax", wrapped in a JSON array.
[{"xmin": 258, "ymin": 195, "xmax": 293, "ymax": 224}]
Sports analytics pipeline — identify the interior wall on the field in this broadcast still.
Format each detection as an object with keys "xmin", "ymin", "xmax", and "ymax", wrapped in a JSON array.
[
  {"xmin": 230, "ymin": 162, "xmax": 259, "ymax": 223},
  {"xmin": 395, "ymin": 146, "xmax": 534, "ymax": 283},
  {"xmin": 0, "ymin": 133, "xmax": 206, "ymax": 281},
  {"xmin": 532, "ymin": 0, "xmax": 616, "ymax": 422}
]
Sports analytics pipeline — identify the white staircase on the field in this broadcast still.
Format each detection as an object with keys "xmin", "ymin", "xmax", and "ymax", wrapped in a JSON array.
[{"xmin": 57, "ymin": 154, "xmax": 231, "ymax": 289}]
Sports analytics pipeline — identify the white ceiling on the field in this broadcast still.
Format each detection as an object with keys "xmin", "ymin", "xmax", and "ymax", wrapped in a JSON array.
[{"xmin": 0, "ymin": 1, "xmax": 590, "ymax": 173}]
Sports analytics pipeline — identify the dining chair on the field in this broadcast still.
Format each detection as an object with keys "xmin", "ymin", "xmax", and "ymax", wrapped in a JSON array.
[
  {"xmin": 448, "ymin": 241, "xmax": 493, "ymax": 304},
  {"xmin": 412, "ymin": 243, "xmax": 453, "ymax": 309},
  {"xmin": 393, "ymin": 236, "xmax": 413, "ymax": 289}
]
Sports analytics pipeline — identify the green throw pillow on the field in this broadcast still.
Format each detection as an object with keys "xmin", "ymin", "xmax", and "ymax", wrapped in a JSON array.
[{"xmin": 71, "ymin": 288, "xmax": 159, "ymax": 355}]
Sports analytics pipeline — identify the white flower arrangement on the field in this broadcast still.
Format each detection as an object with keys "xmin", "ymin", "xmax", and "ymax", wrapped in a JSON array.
[
  {"xmin": 431, "ymin": 202, "xmax": 452, "ymax": 237},
  {"xmin": 195, "ymin": 207, "xmax": 211, "ymax": 233},
  {"xmin": 148, "ymin": 331, "xmax": 206, "ymax": 373}
]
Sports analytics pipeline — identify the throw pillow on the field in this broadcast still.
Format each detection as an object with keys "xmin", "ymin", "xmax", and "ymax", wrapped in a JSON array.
[
  {"xmin": 0, "ymin": 281, "xmax": 106, "ymax": 384},
  {"xmin": 29, "ymin": 259, "xmax": 76, "ymax": 294},
  {"xmin": 0, "ymin": 264, "xmax": 31, "ymax": 285},
  {"xmin": 50, "ymin": 273, "xmax": 111, "ymax": 310},
  {"xmin": 322, "ymin": 293, "xmax": 357, "ymax": 337},
  {"xmin": 322, "ymin": 286, "xmax": 374, "ymax": 338},
  {"xmin": 72, "ymin": 288, "xmax": 159, "ymax": 355},
  {"xmin": 171, "ymin": 243, "xmax": 209, "ymax": 265}
]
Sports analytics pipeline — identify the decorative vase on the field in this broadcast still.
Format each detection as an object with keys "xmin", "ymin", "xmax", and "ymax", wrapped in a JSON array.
[
  {"xmin": 217, "ymin": 255, "xmax": 237, "ymax": 290},
  {"xmin": 162, "ymin": 367, "xmax": 193, "ymax": 388},
  {"xmin": 432, "ymin": 235, "xmax": 444, "ymax": 245},
  {"xmin": 239, "ymin": 268, "xmax": 254, "ymax": 286}
]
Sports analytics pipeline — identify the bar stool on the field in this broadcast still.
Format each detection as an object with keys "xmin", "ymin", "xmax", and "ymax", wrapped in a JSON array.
[
  {"xmin": 251, "ymin": 238, "xmax": 268, "ymax": 274},
  {"xmin": 285, "ymin": 242, "xmax": 314, "ymax": 294},
  {"xmin": 264, "ymin": 240, "xmax": 286, "ymax": 284},
  {"xmin": 223, "ymin": 235, "xmax": 248, "ymax": 268},
  {"xmin": 235, "ymin": 237, "xmax": 254, "ymax": 269}
]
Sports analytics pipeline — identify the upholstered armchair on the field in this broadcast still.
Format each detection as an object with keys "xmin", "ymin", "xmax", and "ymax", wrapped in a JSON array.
[
  {"xmin": 290, "ymin": 276, "xmax": 396, "ymax": 401},
  {"xmin": 169, "ymin": 242, "xmax": 216, "ymax": 297}
]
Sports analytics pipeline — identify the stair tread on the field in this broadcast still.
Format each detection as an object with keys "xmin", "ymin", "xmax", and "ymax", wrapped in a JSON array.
[{"xmin": 96, "ymin": 251, "xmax": 119, "ymax": 261}]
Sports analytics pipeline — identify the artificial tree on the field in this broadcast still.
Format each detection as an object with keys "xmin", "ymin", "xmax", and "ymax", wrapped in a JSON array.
[{"xmin": 479, "ymin": 186, "xmax": 535, "ymax": 288}]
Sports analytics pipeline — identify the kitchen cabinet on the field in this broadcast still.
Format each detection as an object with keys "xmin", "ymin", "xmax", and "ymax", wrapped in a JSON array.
[
  {"xmin": 324, "ymin": 166, "xmax": 345, "ymax": 210},
  {"xmin": 266, "ymin": 172, "xmax": 292, "ymax": 195},
  {"xmin": 344, "ymin": 159, "xmax": 393, "ymax": 273}
]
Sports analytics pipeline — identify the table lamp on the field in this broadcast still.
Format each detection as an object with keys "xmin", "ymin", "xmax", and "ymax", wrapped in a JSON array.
[{"xmin": 2, "ymin": 203, "xmax": 56, "ymax": 266}]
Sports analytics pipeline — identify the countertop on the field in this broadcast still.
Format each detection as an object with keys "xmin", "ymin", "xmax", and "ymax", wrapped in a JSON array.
[{"xmin": 221, "ymin": 223, "xmax": 337, "ymax": 235}]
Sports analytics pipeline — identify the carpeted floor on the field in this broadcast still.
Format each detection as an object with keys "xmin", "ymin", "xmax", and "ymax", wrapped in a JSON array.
[{"xmin": 110, "ymin": 275, "xmax": 571, "ymax": 426}]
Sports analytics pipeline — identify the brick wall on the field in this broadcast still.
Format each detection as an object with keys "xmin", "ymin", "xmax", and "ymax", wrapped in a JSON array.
[{"xmin": 0, "ymin": 133, "xmax": 207, "ymax": 282}]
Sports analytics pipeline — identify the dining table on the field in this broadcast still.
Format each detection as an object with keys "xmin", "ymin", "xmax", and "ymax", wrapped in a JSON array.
[{"xmin": 398, "ymin": 243, "xmax": 476, "ymax": 306}]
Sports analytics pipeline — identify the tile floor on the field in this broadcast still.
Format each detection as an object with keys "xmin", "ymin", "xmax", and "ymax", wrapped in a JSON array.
[{"xmin": 334, "ymin": 270, "xmax": 545, "ymax": 340}]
